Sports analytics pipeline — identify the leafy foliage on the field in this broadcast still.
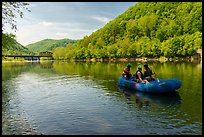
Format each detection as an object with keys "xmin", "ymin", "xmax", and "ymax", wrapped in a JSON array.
[
  {"xmin": 2, "ymin": 35, "xmax": 34, "ymax": 55},
  {"xmin": 2, "ymin": 2, "xmax": 30, "ymax": 53},
  {"xmin": 53, "ymin": 2, "xmax": 202, "ymax": 60},
  {"xmin": 2, "ymin": 2, "xmax": 30, "ymax": 32}
]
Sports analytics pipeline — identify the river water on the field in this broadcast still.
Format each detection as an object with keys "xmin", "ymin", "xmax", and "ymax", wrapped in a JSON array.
[{"xmin": 2, "ymin": 61, "xmax": 202, "ymax": 135}]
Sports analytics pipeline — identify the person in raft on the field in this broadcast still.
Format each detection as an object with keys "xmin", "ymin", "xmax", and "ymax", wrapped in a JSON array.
[
  {"xmin": 143, "ymin": 63, "xmax": 156, "ymax": 82},
  {"xmin": 122, "ymin": 63, "xmax": 132, "ymax": 80},
  {"xmin": 134, "ymin": 65, "xmax": 149, "ymax": 84}
]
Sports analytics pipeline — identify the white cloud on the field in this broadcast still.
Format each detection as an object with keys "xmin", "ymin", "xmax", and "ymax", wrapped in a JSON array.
[
  {"xmin": 12, "ymin": 2, "xmax": 136, "ymax": 45},
  {"xmin": 38, "ymin": 21, "xmax": 53, "ymax": 26},
  {"xmin": 15, "ymin": 21, "xmax": 95, "ymax": 45},
  {"xmin": 90, "ymin": 16, "xmax": 111, "ymax": 24}
]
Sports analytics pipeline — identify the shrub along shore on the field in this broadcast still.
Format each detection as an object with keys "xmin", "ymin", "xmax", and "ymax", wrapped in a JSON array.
[
  {"xmin": 2, "ymin": 54, "xmax": 201, "ymax": 63},
  {"xmin": 65, "ymin": 56, "xmax": 201, "ymax": 63}
]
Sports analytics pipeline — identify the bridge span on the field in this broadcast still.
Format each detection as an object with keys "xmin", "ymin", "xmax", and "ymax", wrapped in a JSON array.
[{"xmin": 2, "ymin": 54, "xmax": 54, "ymax": 60}]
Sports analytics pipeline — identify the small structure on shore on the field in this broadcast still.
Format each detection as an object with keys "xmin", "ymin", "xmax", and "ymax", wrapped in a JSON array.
[{"xmin": 191, "ymin": 48, "xmax": 202, "ymax": 62}]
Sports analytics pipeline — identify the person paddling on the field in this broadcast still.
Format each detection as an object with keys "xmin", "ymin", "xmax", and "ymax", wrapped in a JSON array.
[
  {"xmin": 134, "ymin": 65, "xmax": 149, "ymax": 84},
  {"xmin": 143, "ymin": 63, "xmax": 156, "ymax": 82}
]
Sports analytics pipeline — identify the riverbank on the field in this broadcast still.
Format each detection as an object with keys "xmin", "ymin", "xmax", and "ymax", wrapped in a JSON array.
[
  {"xmin": 64, "ymin": 56, "xmax": 202, "ymax": 63},
  {"xmin": 2, "ymin": 56, "xmax": 201, "ymax": 63}
]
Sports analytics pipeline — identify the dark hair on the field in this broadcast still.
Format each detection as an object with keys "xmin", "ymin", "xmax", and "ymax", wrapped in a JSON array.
[{"xmin": 144, "ymin": 63, "xmax": 148, "ymax": 68}]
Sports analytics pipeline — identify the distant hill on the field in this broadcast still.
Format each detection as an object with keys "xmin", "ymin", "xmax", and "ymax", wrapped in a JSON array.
[
  {"xmin": 26, "ymin": 38, "xmax": 77, "ymax": 53},
  {"xmin": 2, "ymin": 37, "xmax": 34, "ymax": 55}
]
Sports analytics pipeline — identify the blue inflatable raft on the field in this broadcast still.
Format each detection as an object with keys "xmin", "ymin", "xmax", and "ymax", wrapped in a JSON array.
[{"xmin": 118, "ymin": 76, "xmax": 182, "ymax": 93}]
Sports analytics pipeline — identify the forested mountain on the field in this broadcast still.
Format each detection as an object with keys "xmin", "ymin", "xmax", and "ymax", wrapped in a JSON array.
[
  {"xmin": 53, "ymin": 2, "xmax": 202, "ymax": 60},
  {"xmin": 2, "ymin": 35, "xmax": 34, "ymax": 55},
  {"xmin": 26, "ymin": 38, "xmax": 77, "ymax": 53}
]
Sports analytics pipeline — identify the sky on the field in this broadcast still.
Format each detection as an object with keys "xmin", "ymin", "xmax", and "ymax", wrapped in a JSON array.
[{"xmin": 5, "ymin": 2, "xmax": 137, "ymax": 46}]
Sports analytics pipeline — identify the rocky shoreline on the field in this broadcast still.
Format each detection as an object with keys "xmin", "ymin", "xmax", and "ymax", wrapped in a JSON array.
[
  {"xmin": 2, "ymin": 56, "xmax": 202, "ymax": 63},
  {"xmin": 68, "ymin": 56, "xmax": 201, "ymax": 63}
]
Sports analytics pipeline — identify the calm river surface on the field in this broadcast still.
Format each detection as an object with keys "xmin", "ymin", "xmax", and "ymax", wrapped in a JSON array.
[{"xmin": 2, "ymin": 61, "xmax": 202, "ymax": 135}]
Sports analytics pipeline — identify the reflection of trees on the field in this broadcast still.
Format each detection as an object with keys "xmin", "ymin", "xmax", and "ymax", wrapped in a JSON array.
[
  {"xmin": 51, "ymin": 61, "xmax": 201, "ymax": 96},
  {"xmin": 52, "ymin": 61, "xmax": 184, "ymax": 108},
  {"xmin": 2, "ymin": 62, "xmax": 32, "ymax": 81},
  {"xmin": 39, "ymin": 61, "xmax": 54, "ymax": 69},
  {"xmin": 3, "ymin": 61, "xmax": 202, "ymax": 126},
  {"xmin": 52, "ymin": 61, "xmax": 202, "ymax": 122}
]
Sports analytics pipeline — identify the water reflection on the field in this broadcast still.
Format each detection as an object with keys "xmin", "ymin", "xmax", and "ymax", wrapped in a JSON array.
[
  {"xmin": 2, "ymin": 61, "xmax": 202, "ymax": 135},
  {"xmin": 39, "ymin": 61, "xmax": 54, "ymax": 69},
  {"xmin": 118, "ymin": 86, "xmax": 181, "ymax": 108}
]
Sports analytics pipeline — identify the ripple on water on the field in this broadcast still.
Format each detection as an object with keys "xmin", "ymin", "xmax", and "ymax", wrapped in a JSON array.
[{"xmin": 2, "ymin": 66, "xmax": 202, "ymax": 135}]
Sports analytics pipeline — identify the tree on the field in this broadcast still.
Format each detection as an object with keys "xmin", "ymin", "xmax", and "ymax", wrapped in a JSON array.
[
  {"xmin": 2, "ymin": 2, "xmax": 30, "ymax": 32},
  {"xmin": 53, "ymin": 47, "xmax": 66, "ymax": 59},
  {"xmin": 2, "ymin": 33, "xmax": 15, "ymax": 49},
  {"xmin": 2, "ymin": 2, "xmax": 30, "ymax": 49},
  {"xmin": 137, "ymin": 14, "xmax": 158, "ymax": 38},
  {"xmin": 54, "ymin": 2, "xmax": 202, "ymax": 60}
]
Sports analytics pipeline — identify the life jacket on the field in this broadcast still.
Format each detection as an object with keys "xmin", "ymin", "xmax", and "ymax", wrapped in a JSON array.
[
  {"xmin": 144, "ymin": 68, "xmax": 152, "ymax": 77},
  {"xmin": 135, "ymin": 70, "xmax": 144, "ymax": 80}
]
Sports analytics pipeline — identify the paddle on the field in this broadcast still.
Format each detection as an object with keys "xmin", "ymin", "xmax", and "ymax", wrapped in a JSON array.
[{"xmin": 154, "ymin": 72, "xmax": 160, "ymax": 82}]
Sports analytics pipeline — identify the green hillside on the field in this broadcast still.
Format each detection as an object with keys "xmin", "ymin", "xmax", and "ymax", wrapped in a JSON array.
[
  {"xmin": 26, "ymin": 38, "xmax": 77, "ymax": 53},
  {"xmin": 2, "ymin": 35, "xmax": 34, "ymax": 55},
  {"xmin": 52, "ymin": 2, "xmax": 202, "ymax": 60}
]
